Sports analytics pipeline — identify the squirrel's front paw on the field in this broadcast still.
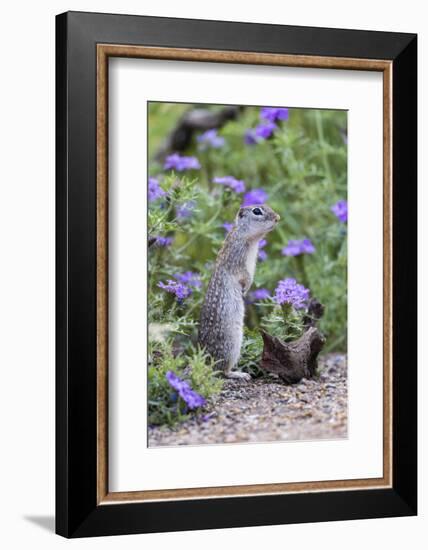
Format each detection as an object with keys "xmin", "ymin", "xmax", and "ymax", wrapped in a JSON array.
[{"xmin": 225, "ymin": 371, "xmax": 252, "ymax": 382}]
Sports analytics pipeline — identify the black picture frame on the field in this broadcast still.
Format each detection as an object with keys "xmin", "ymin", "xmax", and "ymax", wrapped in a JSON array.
[{"xmin": 56, "ymin": 10, "xmax": 417, "ymax": 538}]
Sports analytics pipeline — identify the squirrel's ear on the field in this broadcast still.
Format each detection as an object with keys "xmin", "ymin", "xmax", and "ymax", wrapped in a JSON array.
[{"xmin": 237, "ymin": 208, "xmax": 245, "ymax": 219}]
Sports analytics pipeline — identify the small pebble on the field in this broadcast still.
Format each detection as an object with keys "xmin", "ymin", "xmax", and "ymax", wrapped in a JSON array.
[{"xmin": 149, "ymin": 353, "xmax": 348, "ymax": 447}]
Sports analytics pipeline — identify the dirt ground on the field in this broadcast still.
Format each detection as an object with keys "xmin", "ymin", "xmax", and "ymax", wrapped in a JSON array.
[{"xmin": 148, "ymin": 353, "xmax": 347, "ymax": 447}]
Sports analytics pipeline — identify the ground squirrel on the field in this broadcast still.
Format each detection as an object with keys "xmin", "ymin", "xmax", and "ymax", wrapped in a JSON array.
[{"xmin": 199, "ymin": 204, "xmax": 280, "ymax": 381}]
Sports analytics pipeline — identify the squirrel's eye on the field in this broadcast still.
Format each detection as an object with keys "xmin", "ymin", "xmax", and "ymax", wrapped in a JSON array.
[{"xmin": 252, "ymin": 207, "xmax": 263, "ymax": 216}]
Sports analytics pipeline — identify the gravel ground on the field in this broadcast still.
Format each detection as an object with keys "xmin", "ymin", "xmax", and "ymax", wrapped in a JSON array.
[{"xmin": 148, "ymin": 353, "xmax": 347, "ymax": 447}]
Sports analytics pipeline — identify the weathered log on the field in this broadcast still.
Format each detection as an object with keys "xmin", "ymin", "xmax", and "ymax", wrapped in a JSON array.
[
  {"xmin": 259, "ymin": 327, "xmax": 326, "ymax": 385},
  {"xmin": 155, "ymin": 106, "xmax": 241, "ymax": 161},
  {"xmin": 303, "ymin": 298, "xmax": 325, "ymax": 328}
]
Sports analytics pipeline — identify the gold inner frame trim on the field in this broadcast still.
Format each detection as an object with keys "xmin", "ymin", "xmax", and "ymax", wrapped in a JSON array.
[{"xmin": 96, "ymin": 44, "xmax": 393, "ymax": 505}]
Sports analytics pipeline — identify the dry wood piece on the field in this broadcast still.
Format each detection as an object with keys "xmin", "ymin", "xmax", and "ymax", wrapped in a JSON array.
[
  {"xmin": 259, "ymin": 297, "xmax": 326, "ymax": 384},
  {"xmin": 259, "ymin": 328, "xmax": 326, "ymax": 384},
  {"xmin": 155, "ymin": 106, "xmax": 241, "ymax": 160},
  {"xmin": 303, "ymin": 298, "xmax": 325, "ymax": 328}
]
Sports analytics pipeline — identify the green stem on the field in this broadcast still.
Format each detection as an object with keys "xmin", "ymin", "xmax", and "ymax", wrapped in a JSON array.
[
  {"xmin": 295, "ymin": 255, "xmax": 309, "ymax": 288},
  {"xmin": 267, "ymin": 141, "xmax": 284, "ymax": 177},
  {"xmin": 324, "ymin": 333, "xmax": 346, "ymax": 353},
  {"xmin": 184, "ymin": 298, "xmax": 201, "ymax": 320},
  {"xmin": 247, "ymin": 304, "xmax": 259, "ymax": 330},
  {"xmin": 275, "ymin": 222, "xmax": 288, "ymax": 243},
  {"xmin": 281, "ymin": 303, "xmax": 292, "ymax": 336},
  {"xmin": 175, "ymin": 206, "xmax": 223, "ymax": 255},
  {"xmin": 315, "ymin": 110, "xmax": 332, "ymax": 184},
  {"xmin": 201, "ymin": 150, "xmax": 213, "ymax": 190},
  {"xmin": 149, "ymin": 202, "xmax": 175, "ymax": 236}
]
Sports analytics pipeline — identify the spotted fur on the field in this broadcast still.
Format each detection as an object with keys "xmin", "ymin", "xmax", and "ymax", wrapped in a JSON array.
[{"xmin": 199, "ymin": 204, "xmax": 280, "ymax": 378}]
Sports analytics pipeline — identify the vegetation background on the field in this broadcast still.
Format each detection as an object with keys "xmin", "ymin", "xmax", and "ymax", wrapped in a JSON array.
[{"xmin": 147, "ymin": 102, "xmax": 347, "ymax": 425}]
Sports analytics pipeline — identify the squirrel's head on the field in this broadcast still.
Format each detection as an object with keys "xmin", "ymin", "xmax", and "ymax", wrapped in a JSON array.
[{"xmin": 235, "ymin": 204, "xmax": 280, "ymax": 240}]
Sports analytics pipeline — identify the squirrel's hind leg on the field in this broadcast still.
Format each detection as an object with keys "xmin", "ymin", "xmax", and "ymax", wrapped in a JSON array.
[{"xmin": 224, "ymin": 361, "xmax": 252, "ymax": 381}]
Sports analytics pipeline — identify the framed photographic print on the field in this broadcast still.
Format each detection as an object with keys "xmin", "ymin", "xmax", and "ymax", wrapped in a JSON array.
[{"xmin": 56, "ymin": 11, "xmax": 417, "ymax": 538}]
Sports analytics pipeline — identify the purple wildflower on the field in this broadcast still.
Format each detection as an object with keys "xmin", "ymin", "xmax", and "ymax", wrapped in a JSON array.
[
  {"xmin": 213, "ymin": 176, "xmax": 246, "ymax": 194},
  {"xmin": 174, "ymin": 271, "xmax": 201, "ymax": 289},
  {"xmin": 331, "ymin": 199, "xmax": 348, "ymax": 223},
  {"xmin": 274, "ymin": 278, "xmax": 310, "ymax": 310},
  {"xmin": 182, "ymin": 388, "xmax": 206, "ymax": 409},
  {"xmin": 254, "ymin": 121, "xmax": 277, "ymax": 139},
  {"xmin": 158, "ymin": 280, "xmax": 192, "ymax": 302},
  {"xmin": 148, "ymin": 177, "xmax": 166, "ymax": 202},
  {"xmin": 156, "ymin": 236, "xmax": 173, "ymax": 247},
  {"xmin": 251, "ymin": 288, "xmax": 271, "ymax": 301},
  {"xmin": 282, "ymin": 241, "xmax": 301, "ymax": 256},
  {"xmin": 223, "ymin": 222, "xmax": 234, "ymax": 233},
  {"xmin": 197, "ymin": 129, "xmax": 225, "ymax": 150},
  {"xmin": 301, "ymin": 239, "xmax": 315, "ymax": 254},
  {"xmin": 260, "ymin": 107, "xmax": 289, "ymax": 122},
  {"xmin": 242, "ymin": 188, "xmax": 268, "ymax": 206},
  {"xmin": 164, "ymin": 153, "xmax": 201, "ymax": 171},
  {"xmin": 258, "ymin": 239, "xmax": 268, "ymax": 261},
  {"xmin": 165, "ymin": 371, "xmax": 187, "ymax": 393},
  {"xmin": 282, "ymin": 238, "xmax": 315, "ymax": 257},
  {"xmin": 166, "ymin": 371, "xmax": 206, "ymax": 410},
  {"xmin": 258, "ymin": 250, "xmax": 268, "ymax": 262},
  {"xmin": 244, "ymin": 121, "xmax": 277, "ymax": 144},
  {"xmin": 244, "ymin": 129, "xmax": 258, "ymax": 146},
  {"xmin": 176, "ymin": 200, "xmax": 195, "ymax": 219}
]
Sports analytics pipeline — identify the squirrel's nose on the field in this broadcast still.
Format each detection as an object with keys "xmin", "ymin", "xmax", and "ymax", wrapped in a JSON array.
[{"xmin": 275, "ymin": 213, "xmax": 281, "ymax": 221}]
